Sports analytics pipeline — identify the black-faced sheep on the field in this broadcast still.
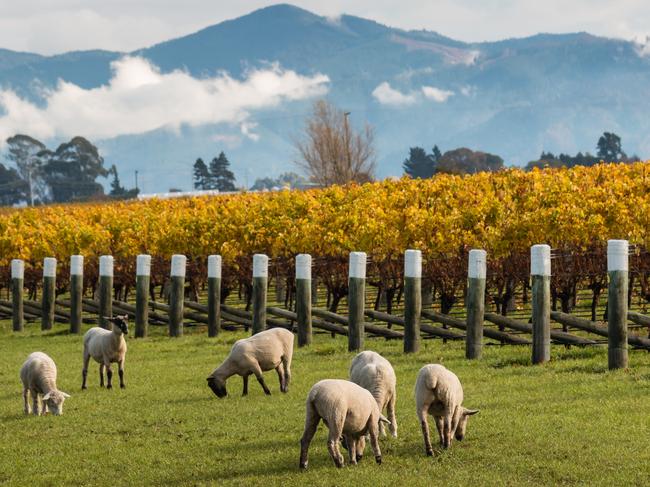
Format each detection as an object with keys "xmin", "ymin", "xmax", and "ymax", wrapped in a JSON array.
[{"xmin": 82, "ymin": 315, "xmax": 128, "ymax": 389}]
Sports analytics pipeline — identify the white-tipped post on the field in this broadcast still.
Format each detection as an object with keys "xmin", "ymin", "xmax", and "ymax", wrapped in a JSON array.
[
  {"xmin": 207, "ymin": 255, "xmax": 222, "ymax": 337},
  {"xmin": 135, "ymin": 254, "xmax": 151, "ymax": 338},
  {"xmin": 169, "ymin": 254, "xmax": 186, "ymax": 337},
  {"xmin": 531, "ymin": 244, "xmax": 551, "ymax": 364},
  {"xmin": 11, "ymin": 259, "xmax": 24, "ymax": 332},
  {"xmin": 98, "ymin": 255, "xmax": 114, "ymax": 329},
  {"xmin": 70, "ymin": 255, "xmax": 84, "ymax": 333},
  {"xmin": 466, "ymin": 249, "xmax": 487, "ymax": 359},
  {"xmin": 348, "ymin": 252, "xmax": 367, "ymax": 351},
  {"xmin": 252, "ymin": 254, "xmax": 268, "ymax": 334},
  {"xmin": 404, "ymin": 249, "xmax": 422, "ymax": 353},
  {"xmin": 41, "ymin": 258, "xmax": 57, "ymax": 330},
  {"xmin": 607, "ymin": 239, "xmax": 629, "ymax": 369},
  {"xmin": 296, "ymin": 254, "xmax": 312, "ymax": 347}
]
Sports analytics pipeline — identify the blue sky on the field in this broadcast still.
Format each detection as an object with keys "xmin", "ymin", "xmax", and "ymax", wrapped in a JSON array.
[{"xmin": 0, "ymin": 0, "xmax": 648, "ymax": 55}]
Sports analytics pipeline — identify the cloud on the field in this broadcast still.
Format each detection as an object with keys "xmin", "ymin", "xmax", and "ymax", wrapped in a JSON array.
[
  {"xmin": 0, "ymin": 56, "xmax": 330, "ymax": 146},
  {"xmin": 372, "ymin": 82, "xmax": 418, "ymax": 106},
  {"xmin": 395, "ymin": 67, "xmax": 435, "ymax": 81},
  {"xmin": 634, "ymin": 35, "xmax": 650, "ymax": 57},
  {"xmin": 421, "ymin": 86, "xmax": 454, "ymax": 102}
]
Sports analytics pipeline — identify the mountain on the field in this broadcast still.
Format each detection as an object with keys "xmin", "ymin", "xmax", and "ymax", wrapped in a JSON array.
[{"xmin": 1, "ymin": 3, "xmax": 650, "ymax": 193}]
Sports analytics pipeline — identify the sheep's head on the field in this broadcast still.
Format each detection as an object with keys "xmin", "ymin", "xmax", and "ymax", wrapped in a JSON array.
[
  {"xmin": 43, "ymin": 390, "xmax": 71, "ymax": 416},
  {"xmin": 207, "ymin": 376, "xmax": 227, "ymax": 398},
  {"xmin": 107, "ymin": 315, "xmax": 129, "ymax": 335},
  {"xmin": 455, "ymin": 407, "xmax": 479, "ymax": 441}
]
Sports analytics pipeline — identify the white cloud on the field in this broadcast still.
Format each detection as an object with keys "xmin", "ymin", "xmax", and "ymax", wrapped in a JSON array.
[
  {"xmin": 0, "ymin": 56, "xmax": 329, "ymax": 145},
  {"xmin": 421, "ymin": 86, "xmax": 454, "ymax": 102},
  {"xmin": 634, "ymin": 35, "xmax": 650, "ymax": 57},
  {"xmin": 395, "ymin": 67, "xmax": 434, "ymax": 81},
  {"xmin": 372, "ymin": 82, "xmax": 417, "ymax": 106},
  {"xmin": 459, "ymin": 85, "xmax": 476, "ymax": 97}
]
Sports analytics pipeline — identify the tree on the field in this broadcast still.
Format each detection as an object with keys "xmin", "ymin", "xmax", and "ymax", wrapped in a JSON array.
[
  {"xmin": 403, "ymin": 147, "xmax": 436, "ymax": 178},
  {"xmin": 209, "ymin": 152, "xmax": 236, "ymax": 191},
  {"xmin": 41, "ymin": 136, "xmax": 108, "ymax": 203},
  {"xmin": 109, "ymin": 165, "xmax": 126, "ymax": 196},
  {"xmin": 436, "ymin": 148, "xmax": 504, "ymax": 175},
  {"xmin": 0, "ymin": 163, "xmax": 27, "ymax": 206},
  {"xmin": 193, "ymin": 158, "xmax": 211, "ymax": 190},
  {"xmin": 250, "ymin": 172, "xmax": 310, "ymax": 191},
  {"xmin": 5, "ymin": 134, "xmax": 47, "ymax": 205},
  {"xmin": 597, "ymin": 132, "xmax": 626, "ymax": 162},
  {"xmin": 295, "ymin": 99, "xmax": 376, "ymax": 186}
]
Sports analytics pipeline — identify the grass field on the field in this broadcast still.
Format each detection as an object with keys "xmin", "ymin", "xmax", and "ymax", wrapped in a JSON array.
[{"xmin": 1, "ymin": 322, "xmax": 650, "ymax": 486}]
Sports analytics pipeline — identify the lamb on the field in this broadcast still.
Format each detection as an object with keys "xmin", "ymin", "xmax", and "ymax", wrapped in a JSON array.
[
  {"xmin": 206, "ymin": 327, "xmax": 293, "ymax": 398},
  {"xmin": 82, "ymin": 315, "xmax": 128, "ymax": 389},
  {"xmin": 415, "ymin": 364, "xmax": 479, "ymax": 455},
  {"xmin": 20, "ymin": 352, "xmax": 70, "ymax": 416},
  {"xmin": 349, "ymin": 350, "xmax": 398, "ymax": 437},
  {"xmin": 299, "ymin": 379, "xmax": 390, "ymax": 469}
]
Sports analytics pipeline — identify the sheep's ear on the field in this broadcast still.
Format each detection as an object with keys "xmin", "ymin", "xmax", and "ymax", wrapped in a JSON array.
[
  {"xmin": 104, "ymin": 316, "xmax": 115, "ymax": 322},
  {"xmin": 464, "ymin": 408, "xmax": 479, "ymax": 416},
  {"xmin": 42, "ymin": 392, "xmax": 51, "ymax": 400},
  {"xmin": 61, "ymin": 392, "xmax": 71, "ymax": 398},
  {"xmin": 379, "ymin": 414, "xmax": 391, "ymax": 425}
]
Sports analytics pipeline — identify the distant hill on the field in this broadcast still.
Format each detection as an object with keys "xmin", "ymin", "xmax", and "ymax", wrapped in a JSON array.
[{"xmin": 1, "ymin": 3, "xmax": 650, "ymax": 192}]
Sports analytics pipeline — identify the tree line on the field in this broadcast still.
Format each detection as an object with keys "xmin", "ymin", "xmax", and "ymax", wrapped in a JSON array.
[{"xmin": 1, "ymin": 134, "xmax": 136, "ymax": 206}]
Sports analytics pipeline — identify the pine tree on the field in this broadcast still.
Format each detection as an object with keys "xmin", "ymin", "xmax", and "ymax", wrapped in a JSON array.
[
  {"xmin": 109, "ymin": 165, "xmax": 126, "ymax": 196},
  {"xmin": 193, "ymin": 158, "xmax": 211, "ymax": 190},
  {"xmin": 403, "ymin": 147, "xmax": 436, "ymax": 178},
  {"xmin": 209, "ymin": 152, "xmax": 236, "ymax": 191}
]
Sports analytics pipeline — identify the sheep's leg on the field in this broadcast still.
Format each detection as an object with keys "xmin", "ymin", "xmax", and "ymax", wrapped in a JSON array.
[
  {"xmin": 346, "ymin": 435, "xmax": 357, "ymax": 465},
  {"xmin": 23, "ymin": 388, "xmax": 30, "ymax": 415},
  {"xmin": 387, "ymin": 395, "xmax": 398, "ymax": 438},
  {"xmin": 105, "ymin": 363, "xmax": 113, "ymax": 389},
  {"xmin": 282, "ymin": 353, "xmax": 291, "ymax": 392},
  {"xmin": 434, "ymin": 416, "xmax": 444, "ymax": 447},
  {"xmin": 99, "ymin": 364, "xmax": 105, "ymax": 387},
  {"xmin": 299, "ymin": 403, "xmax": 320, "ymax": 469},
  {"xmin": 82, "ymin": 352, "xmax": 90, "ymax": 389},
  {"xmin": 242, "ymin": 375, "xmax": 249, "ymax": 396},
  {"xmin": 275, "ymin": 363, "xmax": 286, "ymax": 393},
  {"xmin": 356, "ymin": 436, "xmax": 365, "ymax": 462},
  {"xmin": 419, "ymin": 409, "xmax": 434, "ymax": 456},
  {"xmin": 32, "ymin": 390, "xmax": 40, "ymax": 416},
  {"xmin": 118, "ymin": 359, "xmax": 126, "ymax": 389},
  {"xmin": 368, "ymin": 419, "xmax": 382, "ymax": 465},
  {"xmin": 252, "ymin": 365, "xmax": 271, "ymax": 395},
  {"xmin": 442, "ymin": 416, "xmax": 452, "ymax": 449},
  {"xmin": 327, "ymin": 424, "xmax": 345, "ymax": 468}
]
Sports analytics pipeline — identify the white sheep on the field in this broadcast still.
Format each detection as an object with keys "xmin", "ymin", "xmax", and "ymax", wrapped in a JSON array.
[
  {"xmin": 82, "ymin": 315, "xmax": 128, "ymax": 389},
  {"xmin": 415, "ymin": 364, "xmax": 479, "ymax": 455},
  {"xmin": 206, "ymin": 327, "xmax": 293, "ymax": 398},
  {"xmin": 20, "ymin": 352, "xmax": 70, "ymax": 416},
  {"xmin": 299, "ymin": 379, "xmax": 390, "ymax": 469},
  {"xmin": 349, "ymin": 350, "xmax": 398, "ymax": 437}
]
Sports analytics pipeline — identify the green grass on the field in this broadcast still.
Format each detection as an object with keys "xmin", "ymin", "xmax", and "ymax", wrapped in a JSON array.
[{"xmin": 1, "ymin": 322, "xmax": 650, "ymax": 486}]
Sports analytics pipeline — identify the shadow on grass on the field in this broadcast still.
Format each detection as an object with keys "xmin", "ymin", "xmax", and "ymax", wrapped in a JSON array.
[
  {"xmin": 490, "ymin": 356, "xmax": 531, "ymax": 368},
  {"xmin": 556, "ymin": 363, "xmax": 609, "ymax": 374}
]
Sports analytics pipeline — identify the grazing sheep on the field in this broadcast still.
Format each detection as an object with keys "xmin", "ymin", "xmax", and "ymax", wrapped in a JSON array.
[
  {"xmin": 349, "ymin": 350, "xmax": 398, "ymax": 437},
  {"xmin": 299, "ymin": 379, "xmax": 390, "ymax": 469},
  {"xmin": 20, "ymin": 352, "xmax": 70, "ymax": 416},
  {"xmin": 415, "ymin": 364, "xmax": 479, "ymax": 455},
  {"xmin": 206, "ymin": 327, "xmax": 293, "ymax": 398},
  {"xmin": 82, "ymin": 315, "xmax": 128, "ymax": 390}
]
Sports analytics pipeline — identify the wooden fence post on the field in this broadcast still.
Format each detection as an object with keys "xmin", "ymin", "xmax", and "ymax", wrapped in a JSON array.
[
  {"xmin": 169, "ymin": 254, "xmax": 186, "ymax": 337},
  {"xmin": 252, "ymin": 254, "xmax": 268, "ymax": 335},
  {"xmin": 135, "ymin": 254, "xmax": 151, "ymax": 338},
  {"xmin": 11, "ymin": 259, "xmax": 24, "ymax": 332},
  {"xmin": 404, "ymin": 249, "xmax": 422, "ymax": 353},
  {"xmin": 41, "ymin": 257, "xmax": 56, "ymax": 331},
  {"xmin": 607, "ymin": 239, "xmax": 628, "ymax": 370},
  {"xmin": 348, "ymin": 251, "xmax": 366, "ymax": 352},
  {"xmin": 296, "ymin": 253, "xmax": 312, "ymax": 347},
  {"xmin": 531, "ymin": 244, "xmax": 551, "ymax": 364},
  {"xmin": 466, "ymin": 249, "xmax": 487, "ymax": 359},
  {"xmin": 207, "ymin": 255, "xmax": 222, "ymax": 337},
  {"xmin": 70, "ymin": 255, "xmax": 83, "ymax": 334},
  {"xmin": 98, "ymin": 255, "xmax": 113, "ymax": 329}
]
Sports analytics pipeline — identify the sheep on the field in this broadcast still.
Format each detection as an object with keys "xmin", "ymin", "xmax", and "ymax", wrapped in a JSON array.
[
  {"xmin": 20, "ymin": 352, "xmax": 70, "ymax": 416},
  {"xmin": 206, "ymin": 327, "xmax": 293, "ymax": 398},
  {"xmin": 82, "ymin": 315, "xmax": 128, "ymax": 390},
  {"xmin": 349, "ymin": 350, "xmax": 398, "ymax": 437},
  {"xmin": 415, "ymin": 364, "xmax": 479, "ymax": 455},
  {"xmin": 299, "ymin": 379, "xmax": 390, "ymax": 469}
]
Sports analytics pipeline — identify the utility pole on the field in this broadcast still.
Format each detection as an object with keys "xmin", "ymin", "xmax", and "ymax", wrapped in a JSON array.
[
  {"xmin": 344, "ymin": 111, "xmax": 351, "ymax": 180},
  {"xmin": 135, "ymin": 170, "xmax": 139, "ymax": 191}
]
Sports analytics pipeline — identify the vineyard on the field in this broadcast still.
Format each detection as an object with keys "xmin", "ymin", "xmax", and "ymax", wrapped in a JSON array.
[{"xmin": 2, "ymin": 162, "xmax": 650, "ymax": 319}]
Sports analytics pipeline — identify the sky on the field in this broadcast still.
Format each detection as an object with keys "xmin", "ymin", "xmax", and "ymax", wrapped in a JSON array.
[{"xmin": 1, "ymin": 0, "xmax": 649, "ymax": 55}]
